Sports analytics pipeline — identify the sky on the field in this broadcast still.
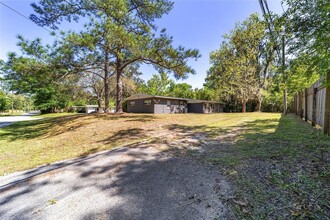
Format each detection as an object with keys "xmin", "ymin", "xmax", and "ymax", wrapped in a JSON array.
[{"xmin": 0, "ymin": 0, "xmax": 285, "ymax": 88}]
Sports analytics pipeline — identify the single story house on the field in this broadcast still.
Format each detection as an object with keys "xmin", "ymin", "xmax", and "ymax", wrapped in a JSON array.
[
  {"xmin": 187, "ymin": 100, "xmax": 223, "ymax": 113},
  {"xmin": 126, "ymin": 94, "xmax": 223, "ymax": 114},
  {"xmin": 126, "ymin": 94, "xmax": 188, "ymax": 114}
]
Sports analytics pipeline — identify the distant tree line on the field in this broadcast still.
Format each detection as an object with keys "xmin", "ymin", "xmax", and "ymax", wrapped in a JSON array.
[
  {"xmin": 205, "ymin": 0, "xmax": 327, "ymax": 113},
  {"xmin": 0, "ymin": 0, "xmax": 200, "ymax": 114},
  {"xmin": 0, "ymin": 0, "xmax": 327, "ymax": 113},
  {"xmin": 0, "ymin": 91, "xmax": 33, "ymax": 112},
  {"xmin": 137, "ymin": 72, "xmax": 216, "ymax": 100}
]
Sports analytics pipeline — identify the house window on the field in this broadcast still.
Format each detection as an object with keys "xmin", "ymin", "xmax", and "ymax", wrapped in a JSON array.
[
  {"xmin": 129, "ymin": 101, "xmax": 135, "ymax": 106},
  {"xmin": 144, "ymin": 99, "xmax": 151, "ymax": 105}
]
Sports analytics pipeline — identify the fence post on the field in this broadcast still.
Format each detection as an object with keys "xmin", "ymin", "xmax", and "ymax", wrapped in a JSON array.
[
  {"xmin": 312, "ymin": 88, "xmax": 317, "ymax": 126},
  {"xmin": 299, "ymin": 91, "xmax": 303, "ymax": 118},
  {"xmin": 293, "ymin": 94, "xmax": 297, "ymax": 115},
  {"xmin": 298, "ymin": 92, "xmax": 300, "ymax": 116},
  {"xmin": 304, "ymin": 88, "xmax": 308, "ymax": 122},
  {"xmin": 296, "ymin": 93, "xmax": 299, "ymax": 115},
  {"xmin": 323, "ymin": 73, "xmax": 330, "ymax": 135}
]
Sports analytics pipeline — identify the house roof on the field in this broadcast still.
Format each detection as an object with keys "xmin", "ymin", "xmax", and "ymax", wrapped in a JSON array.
[
  {"xmin": 125, "ymin": 94, "xmax": 189, "ymax": 101},
  {"xmin": 187, "ymin": 99, "xmax": 223, "ymax": 104},
  {"xmin": 73, "ymin": 105, "xmax": 101, "ymax": 108},
  {"xmin": 126, "ymin": 94, "xmax": 223, "ymax": 104}
]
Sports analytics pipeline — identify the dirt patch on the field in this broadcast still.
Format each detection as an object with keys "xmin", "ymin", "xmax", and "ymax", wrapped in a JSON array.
[{"xmin": 152, "ymin": 114, "xmax": 330, "ymax": 219}]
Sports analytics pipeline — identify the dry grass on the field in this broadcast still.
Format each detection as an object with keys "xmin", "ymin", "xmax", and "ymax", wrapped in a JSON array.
[
  {"xmin": 1, "ymin": 112, "xmax": 329, "ymax": 219},
  {"xmin": 0, "ymin": 112, "xmax": 274, "ymax": 175}
]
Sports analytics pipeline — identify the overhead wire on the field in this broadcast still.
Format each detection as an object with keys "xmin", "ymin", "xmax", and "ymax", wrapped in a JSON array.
[
  {"xmin": 0, "ymin": 1, "xmax": 87, "ymax": 71},
  {"xmin": 258, "ymin": 0, "xmax": 282, "ymax": 62},
  {"xmin": 0, "ymin": 1, "xmax": 63, "ymax": 65},
  {"xmin": 0, "ymin": 1, "xmax": 55, "ymax": 37}
]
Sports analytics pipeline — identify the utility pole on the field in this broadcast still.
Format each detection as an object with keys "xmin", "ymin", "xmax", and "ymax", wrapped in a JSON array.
[
  {"xmin": 259, "ymin": 0, "xmax": 287, "ymax": 114},
  {"xmin": 282, "ymin": 35, "xmax": 287, "ymax": 115}
]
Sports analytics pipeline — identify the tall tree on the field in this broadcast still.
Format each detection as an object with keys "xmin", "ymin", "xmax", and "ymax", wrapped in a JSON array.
[
  {"xmin": 80, "ymin": 72, "xmax": 105, "ymax": 112},
  {"xmin": 31, "ymin": 0, "xmax": 200, "ymax": 113},
  {"xmin": 194, "ymin": 88, "xmax": 217, "ymax": 101},
  {"xmin": 1, "ymin": 37, "xmax": 86, "ymax": 113},
  {"xmin": 284, "ymin": 0, "xmax": 330, "ymax": 78},
  {"xmin": 138, "ymin": 72, "xmax": 173, "ymax": 95},
  {"xmin": 255, "ymin": 26, "xmax": 277, "ymax": 111},
  {"xmin": 168, "ymin": 82, "xmax": 195, "ymax": 99},
  {"xmin": 0, "ymin": 90, "xmax": 10, "ymax": 111},
  {"xmin": 207, "ymin": 14, "xmax": 264, "ymax": 112}
]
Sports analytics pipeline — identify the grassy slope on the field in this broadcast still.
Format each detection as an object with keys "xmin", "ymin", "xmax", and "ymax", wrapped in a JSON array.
[
  {"xmin": 178, "ymin": 113, "xmax": 330, "ymax": 219},
  {"xmin": 0, "ymin": 113, "xmax": 155, "ymax": 175},
  {"xmin": 0, "ymin": 112, "xmax": 329, "ymax": 218},
  {"xmin": 0, "ymin": 112, "xmax": 272, "ymax": 175}
]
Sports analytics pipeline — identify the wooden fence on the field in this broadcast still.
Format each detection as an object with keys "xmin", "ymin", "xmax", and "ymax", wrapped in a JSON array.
[{"xmin": 292, "ymin": 75, "xmax": 330, "ymax": 135}]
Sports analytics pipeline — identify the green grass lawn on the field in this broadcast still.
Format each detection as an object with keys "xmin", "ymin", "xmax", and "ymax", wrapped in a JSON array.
[
  {"xmin": 0, "ymin": 112, "xmax": 329, "ymax": 218},
  {"xmin": 174, "ymin": 113, "xmax": 330, "ymax": 219}
]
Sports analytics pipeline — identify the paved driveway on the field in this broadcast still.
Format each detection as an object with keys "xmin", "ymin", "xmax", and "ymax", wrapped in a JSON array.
[
  {"xmin": 0, "ymin": 113, "xmax": 40, "ymax": 128},
  {"xmin": 0, "ymin": 145, "xmax": 232, "ymax": 220}
]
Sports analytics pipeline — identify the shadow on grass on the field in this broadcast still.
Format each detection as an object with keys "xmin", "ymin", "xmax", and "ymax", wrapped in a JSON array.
[
  {"xmin": 0, "ymin": 115, "xmax": 87, "ymax": 141},
  {"xmin": 91, "ymin": 113, "xmax": 157, "ymax": 122},
  {"xmin": 99, "ymin": 128, "xmax": 147, "ymax": 145},
  {"xmin": 1, "ymin": 113, "xmax": 328, "ymax": 219},
  {"xmin": 229, "ymin": 115, "xmax": 330, "ymax": 219},
  {"xmin": 0, "ymin": 145, "xmax": 231, "ymax": 219},
  {"xmin": 161, "ymin": 114, "xmax": 330, "ymax": 219},
  {"xmin": 116, "ymin": 114, "xmax": 329, "ymax": 219},
  {"xmin": 0, "ymin": 113, "xmax": 157, "ymax": 142}
]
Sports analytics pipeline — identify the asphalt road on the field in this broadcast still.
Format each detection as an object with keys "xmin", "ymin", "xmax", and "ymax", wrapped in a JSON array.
[
  {"xmin": 0, "ymin": 145, "xmax": 232, "ymax": 220},
  {"xmin": 0, "ymin": 112, "xmax": 40, "ymax": 128}
]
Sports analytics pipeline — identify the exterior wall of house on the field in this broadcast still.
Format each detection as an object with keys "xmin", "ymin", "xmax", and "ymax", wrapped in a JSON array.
[
  {"xmin": 216, "ymin": 103, "xmax": 224, "ymax": 112},
  {"xmin": 126, "ymin": 95, "xmax": 223, "ymax": 114},
  {"xmin": 127, "ymin": 98, "xmax": 187, "ymax": 114},
  {"xmin": 203, "ymin": 103, "xmax": 224, "ymax": 113},
  {"xmin": 127, "ymin": 99, "xmax": 154, "ymax": 113},
  {"xmin": 188, "ymin": 103, "xmax": 224, "ymax": 113},
  {"xmin": 188, "ymin": 103, "xmax": 204, "ymax": 113},
  {"xmin": 153, "ymin": 98, "xmax": 187, "ymax": 114},
  {"xmin": 203, "ymin": 103, "xmax": 212, "ymax": 113}
]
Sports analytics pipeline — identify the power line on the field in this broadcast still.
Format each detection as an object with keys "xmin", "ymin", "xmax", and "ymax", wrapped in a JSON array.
[
  {"xmin": 1, "ymin": 1, "xmax": 100, "ymax": 71},
  {"xmin": 0, "ymin": 1, "xmax": 63, "ymax": 64},
  {"xmin": 0, "ymin": 1, "xmax": 54, "ymax": 36}
]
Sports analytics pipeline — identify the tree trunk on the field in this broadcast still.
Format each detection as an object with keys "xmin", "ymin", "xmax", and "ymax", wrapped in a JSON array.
[
  {"xmin": 116, "ymin": 68, "xmax": 123, "ymax": 113},
  {"xmin": 104, "ymin": 53, "xmax": 110, "ymax": 113},
  {"xmin": 242, "ymin": 99, "xmax": 247, "ymax": 113},
  {"xmin": 323, "ymin": 71, "xmax": 330, "ymax": 135},
  {"xmin": 97, "ymin": 96, "xmax": 103, "ymax": 113},
  {"xmin": 104, "ymin": 77, "xmax": 109, "ymax": 113},
  {"xmin": 256, "ymin": 88, "xmax": 262, "ymax": 112},
  {"xmin": 103, "ymin": 81, "xmax": 110, "ymax": 113},
  {"xmin": 283, "ymin": 87, "xmax": 287, "ymax": 115}
]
